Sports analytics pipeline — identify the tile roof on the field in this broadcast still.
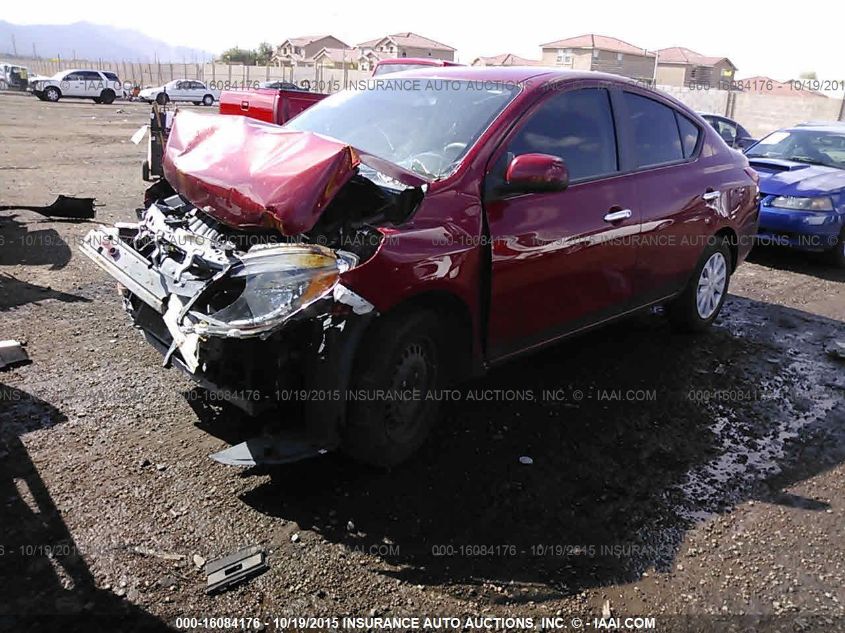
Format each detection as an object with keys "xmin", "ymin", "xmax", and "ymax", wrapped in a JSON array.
[
  {"xmin": 540, "ymin": 34, "xmax": 654, "ymax": 57},
  {"xmin": 472, "ymin": 53, "xmax": 542, "ymax": 66},
  {"xmin": 657, "ymin": 47, "xmax": 732, "ymax": 67},
  {"xmin": 357, "ymin": 32, "xmax": 456, "ymax": 51}
]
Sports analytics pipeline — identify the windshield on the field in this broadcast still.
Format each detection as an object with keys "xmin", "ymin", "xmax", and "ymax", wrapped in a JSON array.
[
  {"xmin": 746, "ymin": 129, "xmax": 845, "ymax": 169},
  {"xmin": 285, "ymin": 78, "xmax": 520, "ymax": 179}
]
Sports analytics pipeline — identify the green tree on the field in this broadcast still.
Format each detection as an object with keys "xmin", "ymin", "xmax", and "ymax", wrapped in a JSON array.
[
  {"xmin": 256, "ymin": 42, "xmax": 275, "ymax": 66},
  {"xmin": 219, "ymin": 46, "xmax": 256, "ymax": 65}
]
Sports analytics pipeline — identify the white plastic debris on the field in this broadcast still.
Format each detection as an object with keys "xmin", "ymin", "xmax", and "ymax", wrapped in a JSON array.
[
  {"xmin": 0, "ymin": 340, "xmax": 29, "ymax": 370},
  {"xmin": 519, "ymin": 456, "xmax": 533, "ymax": 465}
]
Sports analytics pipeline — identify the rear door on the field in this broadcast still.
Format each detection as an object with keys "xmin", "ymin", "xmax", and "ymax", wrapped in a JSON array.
[
  {"xmin": 615, "ymin": 90, "xmax": 715, "ymax": 301},
  {"xmin": 78, "ymin": 70, "xmax": 104, "ymax": 97},
  {"xmin": 484, "ymin": 84, "xmax": 641, "ymax": 359}
]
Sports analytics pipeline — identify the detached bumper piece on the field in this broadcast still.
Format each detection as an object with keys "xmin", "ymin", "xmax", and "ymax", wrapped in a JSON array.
[{"xmin": 205, "ymin": 545, "xmax": 268, "ymax": 594}]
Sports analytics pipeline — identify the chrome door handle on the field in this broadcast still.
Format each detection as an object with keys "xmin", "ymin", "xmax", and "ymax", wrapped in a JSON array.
[
  {"xmin": 603, "ymin": 209, "xmax": 632, "ymax": 222},
  {"xmin": 702, "ymin": 190, "xmax": 720, "ymax": 201}
]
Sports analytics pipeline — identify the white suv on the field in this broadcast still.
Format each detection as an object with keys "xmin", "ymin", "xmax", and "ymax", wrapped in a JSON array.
[{"xmin": 30, "ymin": 69, "xmax": 127, "ymax": 104}]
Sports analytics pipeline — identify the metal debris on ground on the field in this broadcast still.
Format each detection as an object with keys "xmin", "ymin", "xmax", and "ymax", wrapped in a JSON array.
[
  {"xmin": 0, "ymin": 340, "xmax": 29, "ymax": 370},
  {"xmin": 519, "ymin": 456, "xmax": 534, "ymax": 465},
  {"xmin": 205, "ymin": 545, "xmax": 268, "ymax": 594},
  {"xmin": 0, "ymin": 195, "xmax": 98, "ymax": 219}
]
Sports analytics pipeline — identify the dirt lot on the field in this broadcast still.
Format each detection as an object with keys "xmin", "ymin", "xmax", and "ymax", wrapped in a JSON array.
[{"xmin": 0, "ymin": 90, "xmax": 843, "ymax": 632}]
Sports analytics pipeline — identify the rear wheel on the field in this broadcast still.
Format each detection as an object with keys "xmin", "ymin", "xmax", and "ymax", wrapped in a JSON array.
[
  {"xmin": 202, "ymin": 94, "xmax": 214, "ymax": 106},
  {"xmin": 44, "ymin": 86, "xmax": 61, "ymax": 102},
  {"xmin": 343, "ymin": 311, "xmax": 443, "ymax": 467},
  {"xmin": 669, "ymin": 237, "xmax": 732, "ymax": 332}
]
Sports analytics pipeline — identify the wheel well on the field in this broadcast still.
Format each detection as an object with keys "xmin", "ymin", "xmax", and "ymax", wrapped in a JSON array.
[
  {"xmin": 371, "ymin": 291, "xmax": 475, "ymax": 384},
  {"xmin": 715, "ymin": 227, "xmax": 738, "ymax": 271}
]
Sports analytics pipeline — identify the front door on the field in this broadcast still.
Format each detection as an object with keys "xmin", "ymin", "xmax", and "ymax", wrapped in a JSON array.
[{"xmin": 484, "ymin": 85, "xmax": 641, "ymax": 360}]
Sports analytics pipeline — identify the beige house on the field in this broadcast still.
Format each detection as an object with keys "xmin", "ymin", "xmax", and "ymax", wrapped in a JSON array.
[
  {"xmin": 311, "ymin": 47, "xmax": 358, "ymax": 70},
  {"xmin": 656, "ymin": 47, "xmax": 736, "ymax": 88},
  {"xmin": 539, "ymin": 34, "xmax": 656, "ymax": 83},
  {"xmin": 471, "ymin": 53, "xmax": 541, "ymax": 67},
  {"xmin": 273, "ymin": 35, "xmax": 350, "ymax": 66},
  {"xmin": 356, "ymin": 32, "xmax": 456, "ymax": 63}
]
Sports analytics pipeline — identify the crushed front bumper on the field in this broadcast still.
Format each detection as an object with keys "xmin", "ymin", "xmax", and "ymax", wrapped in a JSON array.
[{"xmin": 79, "ymin": 200, "xmax": 375, "ymax": 449}]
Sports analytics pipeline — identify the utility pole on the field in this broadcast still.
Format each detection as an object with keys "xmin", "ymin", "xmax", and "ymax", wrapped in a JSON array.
[{"xmin": 11, "ymin": 34, "xmax": 17, "ymax": 56}]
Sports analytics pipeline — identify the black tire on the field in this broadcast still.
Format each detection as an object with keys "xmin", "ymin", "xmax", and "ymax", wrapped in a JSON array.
[
  {"xmin": 826, "ymin": 229, "xmax": 845, "ymax": 268},
  {"xmin": 668, "ymin": 237, "xmax": 732, "ymax": 332},
  {"xmin": 44, "ymin": 86, "xmax": 61, "ymax": 102},
  {"xmin": 99, "ymin": 89, "xmax": 115, "ymax": 104},
  {"xmin": 155, "ymin": 92, "xmax": 169, "ymax": 105},
  {"xmin": 202, "ymin": 94, "xmax": 214, "ymax": 106},
  {"xmin": 343, "ymin": 310, "xmax": 443, "ymax": 467}
]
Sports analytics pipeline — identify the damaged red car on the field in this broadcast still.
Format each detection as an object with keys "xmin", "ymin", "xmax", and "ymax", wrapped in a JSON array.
[{"xmin": 81, "ymin": 67, "xmax": 759, "ymax": 467}]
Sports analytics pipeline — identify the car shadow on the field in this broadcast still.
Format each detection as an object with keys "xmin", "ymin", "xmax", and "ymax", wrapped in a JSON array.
[
  {"xmin": 0, "ymin": 213, "xmax": 73, "ymax": 270},
  {"xmin": 0, "ymin": 273, "xmax": 89, "ymax": 312},
  {"xmin": 225, "ymin": 296, "xmax": 845, "ymax": 603},
  {"xmin": 747, "ymin": 244, "xmax": 845, "ymax": 282},
  {"xmin": 0, "ymin": 383, "xmax": 173, "ymax": 631}
]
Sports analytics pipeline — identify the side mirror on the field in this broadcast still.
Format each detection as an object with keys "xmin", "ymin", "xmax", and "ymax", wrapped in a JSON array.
[{"xmin": 503, "ymin": 153, "xmax": 569, "ymax": 194}]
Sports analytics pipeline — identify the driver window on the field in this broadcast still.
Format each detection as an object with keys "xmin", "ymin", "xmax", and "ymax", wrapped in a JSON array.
[{"xmin": 505, "ymin": 88, "xmax": 619, "ymax": 182}]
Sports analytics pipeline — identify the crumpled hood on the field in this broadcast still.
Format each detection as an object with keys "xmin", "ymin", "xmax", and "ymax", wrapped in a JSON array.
[
  {"xmin": 163, "ymin": 110, "xmax": 426, "ymax": 235},
  {"xmin": 749, "ymin": 158, "xmax": 845, "ymax": 197}
]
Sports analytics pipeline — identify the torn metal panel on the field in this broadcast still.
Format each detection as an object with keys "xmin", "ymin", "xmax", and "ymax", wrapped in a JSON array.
[
  {"xmin": 162, "ymin": 110, "xmax": 427, "ymax": 235},
  {"xmin": 0, "ymin": 340, "xmax": 29, "ymax": 370},
  {"xmin": 205, "ymin": 545, "xmax": 268, "ymax": 594},
  {"xmin": 163, "ymin": 110, "xmax": 361, "ymax": 235}
]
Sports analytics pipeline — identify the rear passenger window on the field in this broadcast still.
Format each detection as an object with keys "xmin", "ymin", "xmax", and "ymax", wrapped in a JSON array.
[
  {"xmin": 675, "ymin": 113, "xmax": 700, "ymax": 158},
  {"xmin": 623, "ymin": 92, "xmax": 684, "ymax": 167},
  {"xmin": 507, "ymin": 88, "xmax": 618, "ymax": 182}
]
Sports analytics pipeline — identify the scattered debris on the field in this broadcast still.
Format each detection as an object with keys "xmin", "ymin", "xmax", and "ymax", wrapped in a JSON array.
[
  {"xmin": 0, "ymin": 195, "xmax": 97, "ymax": 220},
  {"xmin": 193, "ymin": 554, "xmax": 206, "ymax": 569},
  {"xmin": 290, "ymin": 533, "xmax": 300, "ymax": 543},
  {"xmin": 0, "ymin": 340, "xmax": 29, "ymax": 370},
  {"xmin": 825, "ymin": 340, "xmax": 845, "ymax": 361},
  {"xmin": 602, "ymin": 599, "xmax": 612, "ymax": 618},
  {"xmin": 205, "ymin": 545, "xmax": 268, "ymax": 594},
  {"xmin": 132, "ymin": 546, "xmax": 185, "ymax": 561},
  {"xmin": 519, "ymin": 456, "xmax": 534, "ymax": 465},
  {"xmin": 346, "ymin": 520, "xmax": 356, "ymax": 532}
]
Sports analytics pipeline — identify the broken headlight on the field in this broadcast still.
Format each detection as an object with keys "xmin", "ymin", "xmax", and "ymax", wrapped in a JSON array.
[{"xmin": 193, "ymin": 245, "xmax": 355, "ymax": 337}]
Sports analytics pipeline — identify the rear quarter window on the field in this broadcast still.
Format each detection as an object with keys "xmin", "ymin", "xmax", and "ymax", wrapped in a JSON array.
[
  {"xmin": 623, "ymin": 92, "xmax": 684, "ymax": 168},
  {"xmin": 675, "ymin": 113, "xmax": 700, "ymax": 158}
]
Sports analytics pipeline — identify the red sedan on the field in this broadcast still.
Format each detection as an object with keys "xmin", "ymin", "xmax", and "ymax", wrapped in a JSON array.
[{"xmin": 82, "ymin": 67, "xmax": 759, "ymax": 467}]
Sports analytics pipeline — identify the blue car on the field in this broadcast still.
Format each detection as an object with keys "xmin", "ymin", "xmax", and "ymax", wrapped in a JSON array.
[{"xmin": 746, "ymin": 124, "xmax": 845, "ymax": 266}]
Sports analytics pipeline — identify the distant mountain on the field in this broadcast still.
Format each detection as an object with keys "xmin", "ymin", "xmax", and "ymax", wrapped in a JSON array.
[{"xmin": 0, "ymin": 21, "xmax": 214, "ymax": 62}]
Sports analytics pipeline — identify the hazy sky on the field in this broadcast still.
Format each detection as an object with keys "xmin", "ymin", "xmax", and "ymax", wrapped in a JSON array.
[{"xmin": 4, "ymin": 0, "xmax": 844, "ymax": 86}]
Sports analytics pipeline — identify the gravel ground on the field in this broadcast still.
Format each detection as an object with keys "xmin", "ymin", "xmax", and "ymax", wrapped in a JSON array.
[{"xmin": 0, "ymin": 91, "xmax": 843, "ymax": 633}]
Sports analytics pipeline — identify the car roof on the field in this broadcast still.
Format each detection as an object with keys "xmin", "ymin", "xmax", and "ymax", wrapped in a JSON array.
[
  {"xmin": 376, "ymin": 65, "xmax": 643, "ymax": 86},
  {"xmin": 784, "ymin": 124, "xmax": 845, "ymax": 134}
]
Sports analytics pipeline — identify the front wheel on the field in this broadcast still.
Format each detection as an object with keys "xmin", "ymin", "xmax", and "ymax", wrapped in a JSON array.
[
  {"xmin": 826, "ymin": 229, "xmax": 845, "ymax": 268},
  {"xmin": 44, "ymin": 86, "xmax": 61, "ymax": 102},
  {"xmin": 669, "ymin": 237, "xmax": 732, "ymax": 332},
  {"xmin": 202, "ymin": 94, "xmax": 214, "ymax": 106},
  {"xmin": 343, "ymin": 311, "xmax": 443, "ymax": 467},
  {"xmin": 99, "ymin": 89, "xmax": 115, "ymax": 104}
]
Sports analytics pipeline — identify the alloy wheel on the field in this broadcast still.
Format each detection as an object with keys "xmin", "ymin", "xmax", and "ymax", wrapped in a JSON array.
[{"xmin": 696, "ymin": 252, "xmax": 727, "ymax": 319}]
